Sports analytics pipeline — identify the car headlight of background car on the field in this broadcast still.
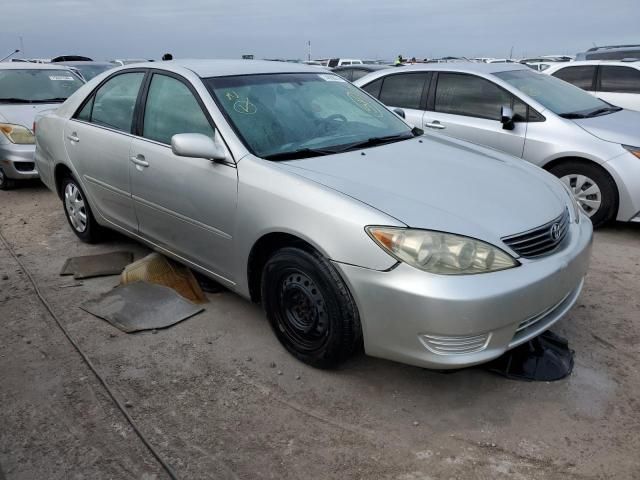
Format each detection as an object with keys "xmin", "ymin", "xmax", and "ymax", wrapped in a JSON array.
[
  {"xmin": 623, "ymin": 144, "xmax": 640, "ymax": 159},
  {"xmin": 366, "ymin": 227, "xmax": 519, "ymax": 275},
  {"xmin": 0, "ymin": 123, "xmax": 35, "ymax": 145}
]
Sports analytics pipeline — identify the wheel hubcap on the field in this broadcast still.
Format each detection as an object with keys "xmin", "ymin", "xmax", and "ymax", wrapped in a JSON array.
[
  {"xmin": 560, "ymin": 174, "xmax": 602, "ymax": 217},
  {"xmin": 277, "ymin": 271, "xmax": 329, "ymax": 353},
  {"xmin": 64, "ymin": 183, "xmax": 88, "ymax": 233}
]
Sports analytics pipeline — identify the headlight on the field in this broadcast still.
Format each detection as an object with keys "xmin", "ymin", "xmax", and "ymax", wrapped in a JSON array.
[
  {"xmin": 366, "ymin": 227, "xmax": 518, "ymax": 275},
  {"xmin": 0, "ymin": 123, "xmax": 35, "ymax": 145},
  {"xmin": 623, "ymin": 145, "xmax": 640, "ymax": 159},
  {"xmin": 558, "ymin": 181, "xmax": 581, "ymax": 224}
]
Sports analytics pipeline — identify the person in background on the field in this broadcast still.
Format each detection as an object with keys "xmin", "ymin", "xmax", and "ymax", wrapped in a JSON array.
[
  {"xmin": 162, "ymin": 53, "xmax": 173, "ymax": 61},
  {"xmin": 395, "ymin": 54, "xmax": 404, "ymax": 65}
]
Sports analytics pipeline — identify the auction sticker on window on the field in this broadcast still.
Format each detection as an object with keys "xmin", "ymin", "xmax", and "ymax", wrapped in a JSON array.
[
  {"xmin": 318, "ymin": 74, "xmax": 346, "ymax": 82},
  {"xmin": 49, "ymin": 76, "xmax": 75, "ymax": 81}
]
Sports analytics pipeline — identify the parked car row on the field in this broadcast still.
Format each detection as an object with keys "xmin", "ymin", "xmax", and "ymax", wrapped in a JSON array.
[
  {"xmin": 30, "ymin": 60, "xmax": 593, "ymax": 371},
  {"xmin": 0, "ymin": 63, "xmax": 85, "ymax": 189},
  {"xmin": 354, "ymin": 63, "xmax": 640, "ymax": 227}
]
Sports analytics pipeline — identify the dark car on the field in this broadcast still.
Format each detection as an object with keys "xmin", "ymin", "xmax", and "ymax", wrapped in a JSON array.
[{"xmin": 331, "ymin": 64, "xmax": 391, "ymax": 82}]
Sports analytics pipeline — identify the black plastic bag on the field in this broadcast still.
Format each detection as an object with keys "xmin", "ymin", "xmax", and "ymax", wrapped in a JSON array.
[{"xmin": 486, "ymin": 330, "xmax": 574, "ymax": 381}]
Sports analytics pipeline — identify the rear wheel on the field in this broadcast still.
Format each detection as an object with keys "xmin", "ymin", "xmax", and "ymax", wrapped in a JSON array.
[
  {"xmin": 0, "ymin": 169, "xmax": 15, "ymax": 190},
  {"xmin": 61, "ymin": 175, "xmax": 105, "ymax": 243},
  {"xmin": 548, "ymin": 161, "xmax": 617, "ymax": 228},
  {"xmin": 261, "ymin": 247, "xmax": 361, "ymax": 368}
]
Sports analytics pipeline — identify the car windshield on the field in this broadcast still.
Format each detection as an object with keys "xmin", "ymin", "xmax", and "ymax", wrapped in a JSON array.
[
  {"xmin": 205, "ymin": 73, "xmax": 413, "ymax": 159},
  {"xmin": 73, "ymin": 64, "xmax": 113, "ymax": 81},
  {"xmin": 495, "ymin": 69, "xmax": 616, "ymax": 118},
  {"xmin": 0, "ymin": 69, "xmax": 84, "ymax": 103}
]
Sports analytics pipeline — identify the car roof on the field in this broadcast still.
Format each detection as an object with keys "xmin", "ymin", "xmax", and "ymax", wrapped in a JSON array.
[
  {"xmin": 333, "ymin": 64, "xmax": 390, "ymax": 71},
  {"xmin": 0, "ymin": 62, "xmax": 74, "ymax": 71},
  {"xmin": 59, "ymin": 61, "xmax": 114, "ymax": 67},
  {"xmin": 357, "ymin": 62, "xmax": 529, "ymax": 78},
  {"xmin": 544, "ymin": 60, "xmax": 640, "ymax": 70},
  {"xmin": 126, "ymin": 59, "xmax": 327, "ymax": 78}
]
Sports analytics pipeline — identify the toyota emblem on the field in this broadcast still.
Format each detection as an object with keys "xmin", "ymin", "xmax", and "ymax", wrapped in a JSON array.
[{"xmin": 550, "ymin": 223, "xmax": 561, "ymax": 241}]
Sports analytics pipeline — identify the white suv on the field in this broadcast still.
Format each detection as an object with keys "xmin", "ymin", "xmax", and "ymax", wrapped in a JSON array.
[{"xmin": 544, "ymin": 61, "xmax": 640, "ymax": 112}]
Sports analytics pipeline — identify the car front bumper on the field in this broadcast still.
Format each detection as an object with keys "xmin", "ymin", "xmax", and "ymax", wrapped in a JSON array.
[
  {"xmin": 0, "ymin": 143, "xmax": 38, "ymax": 180},
  {"xmin": 334, "ymin": 215, "xmax": 593, "ymax": 369},
  {"xmin": 605, "ymin": 151, "xmax": 640, "ymax": 222}
]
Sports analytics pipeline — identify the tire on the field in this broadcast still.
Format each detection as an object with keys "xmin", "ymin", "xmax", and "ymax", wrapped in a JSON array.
[
  {"xmin": 0, "ymin": 168, "xmax": 15, "ymax": 190},
  {"xmin": 261, "ymin": 247, "xmax": 362, "ymax": 369},
  {"xmin": 548, "ymin": 161, "xmax": 618, "ymax": 228},
  {"xmin": 61, "ymin": 175, "xmax": 105, "ymax": 243}
]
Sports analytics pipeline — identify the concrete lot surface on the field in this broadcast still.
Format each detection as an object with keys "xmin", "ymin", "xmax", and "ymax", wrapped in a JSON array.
[{"xmin": 1, "ymin": 183, "xmax": 639, "ymax": 479}]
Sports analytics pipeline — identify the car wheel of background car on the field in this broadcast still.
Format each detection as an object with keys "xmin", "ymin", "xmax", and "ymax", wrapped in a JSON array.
[
  {"xmin": 0, "ymin": 168, "xmax": 16, "ymax": 190},
  {"xmin": 549, "ymin": 161, "xmax": 618, "ymax": 228},
  {"xmin": 61, "ymin": 175, "xmax": 105, "ymax": 243},
  {"xmin": 261, "ymin": 246, "xmax": 362, "ymax": 369}
]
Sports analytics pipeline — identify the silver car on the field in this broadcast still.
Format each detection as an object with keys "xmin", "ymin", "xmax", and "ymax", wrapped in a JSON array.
[
  {"xmin": 355, "ymin": 63, "xmax": 640, "ymax": 227},
  {"xmin": 35, "ymin": 61, "xmax": 592, "ymax": 369},
  {"xmin": 0, "ymin": 63, "xmax": 84, "ymax": 189}
]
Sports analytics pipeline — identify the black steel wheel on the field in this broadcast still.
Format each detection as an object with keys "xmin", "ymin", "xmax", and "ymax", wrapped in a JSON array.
[{"xmin": 261, "ymin": 247, "xmax": 361, "ymax": 368}]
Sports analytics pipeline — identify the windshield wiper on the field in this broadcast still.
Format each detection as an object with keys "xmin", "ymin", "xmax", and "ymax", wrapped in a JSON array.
[
  {"xmin": 331, "ymin": 130, "xmax": 419, "ymax": 153},
  {"xmin": 0, "ymin": 97, "xmax": 67, "ymax": 104},
  {"xmin": 586, "ymin": 106, "xmax": 622, "ymax": 117},
  {"xmin": 263, "ymin": 147, "xmax": 336, "ymax": 161},
  {"xmin": 0, "ymin": 98, "xmax": 35, "ymax": 104},
  {"xmin": 30, "ymin": 97, "xmax": 68, "ymax": 103},
  {"xmin": 558, "ymin": 112, "xmax": 589, "ymax": 119}
]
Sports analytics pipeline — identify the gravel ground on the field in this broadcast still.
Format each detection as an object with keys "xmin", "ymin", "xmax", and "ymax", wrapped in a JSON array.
[{"xmin": 1, "ymin": 182, "xmax": 639, "ymax": 480}]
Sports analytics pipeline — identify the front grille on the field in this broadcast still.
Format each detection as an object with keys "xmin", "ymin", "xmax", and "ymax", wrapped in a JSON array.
[
  {"xmin": 14, "ymin": 162, "xmax": 36, "ymax": 172},
  {"xmin": 502, "ymin": 209, "xmax": 569, "ymax": 258},
  {"xmin": 419, "ymin": 333, "xmax": 490, "ymax": 355}
]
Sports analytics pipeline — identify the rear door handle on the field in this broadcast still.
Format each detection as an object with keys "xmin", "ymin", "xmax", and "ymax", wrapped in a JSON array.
[
  {"xmin": 424, "ymin": 121, "xmax": 446, "ymax": 130},
  {"xmin": 67, "ymin": 133, "xmax": 80, "ymax": 143},
  {"xmin": 130, "ymin": 155, "xmax": 149, "ymax": 168}
]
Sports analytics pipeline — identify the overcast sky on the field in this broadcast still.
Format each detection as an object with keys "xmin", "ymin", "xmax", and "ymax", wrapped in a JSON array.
[{"xmin": 2, "ymin": 0, "xmax": 638, "ymax": 61}]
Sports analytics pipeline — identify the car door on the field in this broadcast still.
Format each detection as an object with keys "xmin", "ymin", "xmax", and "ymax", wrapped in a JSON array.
[
  {"xmin": 596, "ymin": 65, "xmax": 640, "ymax": 111},
  {"xmin": 129, "ymin": 72, "xmax": 238, "ymax": 280},
  {"xmin": 422, "ymin": 72, "xmax": 526, "ymax": 158},
  {"xmin": 374, "ymin": 72, "xmax": 431, "ymax": 126},
  {"xmin": 63, "ymin": 71, "xmax": 145, "ymax": 231}
]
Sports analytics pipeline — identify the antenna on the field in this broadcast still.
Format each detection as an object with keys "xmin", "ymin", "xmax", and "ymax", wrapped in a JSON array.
[{"xmin": 1, "ymin": 49, "xmax": 20, "ymax": 62}]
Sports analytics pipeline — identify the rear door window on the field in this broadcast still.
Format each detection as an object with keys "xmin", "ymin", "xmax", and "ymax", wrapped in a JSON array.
[
  {"xmin": 378, "ymin": 73, "xmax": 429, "ymax": 109},
  {"xmin": 82, "ymin": 72, "xmax": 145, "ymax": 132},
  {"xmin": 142, "ymin": 74, "xmax": 214, "ymax": 145},
  {"xmin": 599, "ymin": 66, "xmax": 640, "ymax": 94},
  {"xmin": 434, "ymin": 73, "xmax": 512, "ymax": 120},
  {"xmin": 551, "ymin": 66, "xmax": 596, "ymax": 90}
]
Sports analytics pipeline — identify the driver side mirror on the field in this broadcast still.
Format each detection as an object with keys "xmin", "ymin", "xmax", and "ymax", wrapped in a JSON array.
[
  {"xmin": 501, "ymin": 106, "xmax": 515, "ymax": 131},
  {"xmin": 171, "ymin": 133, "xmax": 227, "ymax": 162},
  {"xmin": 393, "ymin": 108, "xmax": 406, "ymax": 119}
]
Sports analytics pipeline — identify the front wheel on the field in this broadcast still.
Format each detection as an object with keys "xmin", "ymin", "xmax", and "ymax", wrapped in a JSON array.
[
  {"xmin": 261, "ymin": 247, "xmax": 362, "ymax": 368},
  {"xmin": 549, "ymin": 161, "xmax": 618, "ymax": 228},
  {"xmin": 61, "ymin": 176, "xmax": 105, "ymax": 243}
]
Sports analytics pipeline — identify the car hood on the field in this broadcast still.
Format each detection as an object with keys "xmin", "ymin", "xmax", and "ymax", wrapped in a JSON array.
[
  {"xmin": 0, "ymin": 103, "xmax": 61, "ymax": 129},
  {"xmin": 573, "ymin": 109, "xmax": 640, "ymax": 146},
  {"xmin": 275, "ymin": 135, "xmax": 567, "ymax": 242}
]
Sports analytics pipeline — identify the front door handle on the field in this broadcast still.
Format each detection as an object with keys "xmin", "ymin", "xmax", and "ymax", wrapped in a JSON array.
[
  {"xmin": 424, "ymin": 121, "xmax": 446, "ymax": 130},
  {"xmin": 130, "ymin": 155, "xmax": 149, "ymax": 168},
  {"xmin": 67, "ymin": 133, "xmax": 80, "ymax": 143}
]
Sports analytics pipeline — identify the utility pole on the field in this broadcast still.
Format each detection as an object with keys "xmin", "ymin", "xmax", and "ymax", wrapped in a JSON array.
[
  {"xmin": 19, "ymin": 36, "xmax": 24, "ymax": 57},
  {"xmin": 509, "ymin": 45, "xmax": 514, "ymax": 60},
  {"xmin": 307, "ymin": 40, "xmax": 311, "ymax": 61}
]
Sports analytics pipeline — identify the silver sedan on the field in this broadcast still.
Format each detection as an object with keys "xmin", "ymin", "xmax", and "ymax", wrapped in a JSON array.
[{"xmin": 35, "ymin": 60, "xmax": 592, "ymax": 369}]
